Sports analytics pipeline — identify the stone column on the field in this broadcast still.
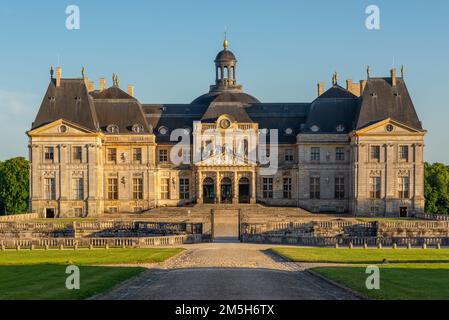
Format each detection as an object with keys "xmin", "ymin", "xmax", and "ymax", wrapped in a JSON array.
[
  {"xmin": 87, "ymin": 144, "xmax": 97, "ymax": 216},
  {"xmin": 233, "ymin": 172, "xmax": 239, "ymax": 205},
  {"xmin": 59, "ymin": 144, "xmax": 68, "ymax": 216},
  {"xmin": 216, "ymin": 172, "xmax": 221, "ymax": 204},
  {"xmin": 197, "ymin": 171, "xmax": 203, "ymax": 204},
  {"xmin": 251, "ymin": 170, "xmax": 257, "ymax": 204}
]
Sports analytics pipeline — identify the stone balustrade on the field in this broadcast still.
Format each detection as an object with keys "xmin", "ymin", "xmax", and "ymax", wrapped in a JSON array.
[
  {"xmin": 0, "ymin": 234, "xmax": 203, "ymax": 249},
  {"xmin": 241, "ymin": 234, "xmax": 449, "ymax": 247},
  {"xmin": 0, "ymin": 213, "xmax": 39, "ymax": 222}
]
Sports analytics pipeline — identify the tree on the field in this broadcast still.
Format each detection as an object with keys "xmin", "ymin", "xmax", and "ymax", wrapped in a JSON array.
[
  {"xmin": 424, "ymin": 162, "xmax": 449, "ymax": 215},
  {"xmin": 0, "ymin": 157, "xmax": 29, "ymax": 215}
]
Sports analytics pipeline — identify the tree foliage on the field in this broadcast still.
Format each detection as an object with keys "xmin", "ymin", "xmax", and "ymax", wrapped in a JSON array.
[
  {"xmin": 0, "ymin": 157, "xmax": 29, "ymax": 215},
  {"xmin": 425, "ymin": 162, "xmax": 449, "ymax": 215}
]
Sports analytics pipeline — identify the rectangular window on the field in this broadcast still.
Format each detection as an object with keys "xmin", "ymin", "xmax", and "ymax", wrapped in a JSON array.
[
  {"xmin": 285, "ymin": 149, "xmax": 294, "ymax": 163},
  {"xmin": 310, "ymin": 147, "xmax": 320, "ymax": 162},
  {"xmin": 399, "ymin": 145, "xmax": 409, "ymax": 162},
  {"xmin": 179, "ymin": 178, "xmax": 190, "ymax": 200},
  {"xmin": 107, "ymin": 178, "xmax": 118, "ymax": 200},
  {"xmin": 108, "ymin": 207, "xmax": 118, "ymax": 214},
  {"xmin": 335, "ymin": 147, "xmax": 345, "ymax": 161},
  {"xmin": 335, "ymin": 176, "xmax": 345, "ymax": 200},
  {"xmin": 107, "ymin": 148, "xmax": 117, "ymax": 163},
  {"xmin": 73, "ymin": 207, "xmax": 83, "ymax": 216},
  {"xmin": 371, "ymin": 146, "xmax": 380, "ymax": 162},
  {"xmin": 310, "ymin": 177, "xmax": 320, "ymax": 199},
  {"xmin": 262, "ymin": 178, "xmax": 273, "ymax": 199},
  {"xmin": 44, "ymin": 147, "xmax": 54, "ymax": 162},
  {"xmin": 72, "ymin": 146, "xmax": 82, "ymax": 163},
  {"xmin": 133, "ymin": 178, "xmax": 144, "ymax": 200},
  {"xmin": 159, "ymin": 149, "xmax": 169, "ymax": 163},
  {"xmin": 133, "ymin": 148, "xmax": 142, "ymax": 164},
  {"xmin": 369, "ymin": 177, "xmax": 381, "ymax": 199},
  {"xmin": 72, "ymin": 178, "xmax": 84, "ymax": 200},
  {"xmin": 44, "ymin": 178, "xmax": 56, "ymax": 200},
  {"xmin": 283, "ymin": 178, "xmax": 292, "ymax": 199},
  {"xmin": 398, "ymin": 176, "xmax": 410, "ymax": 199},
  {"xmin": 161, "ymin": 178, "xmax": 170, "ymax": 200},
  {"xmin": 182, "ymin": 148, "xmax": 191, "ymax": 164}
]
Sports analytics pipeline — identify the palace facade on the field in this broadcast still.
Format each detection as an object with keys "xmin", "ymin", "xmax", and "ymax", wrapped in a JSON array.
[{"xmin": 27, "ymin": 40, "xmax": 426, "ymax": 218}]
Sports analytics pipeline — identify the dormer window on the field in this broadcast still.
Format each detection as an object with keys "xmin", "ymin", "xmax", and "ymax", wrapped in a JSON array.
[
  {"xmin": 336, "ymin": 124, "xmax": 345, "ymax": 132},
  {"xmin": 158, "ymin": 126, "xmax": 168, "ymax": 135},
  {"xmin": 107, "ymin": 124, "xmax": 119, "ymax": 134},
  {"xmin": 310, "ymin": 125, "xmax": 320, "ymax": 132},
  {"xmin": 132, "ymin": 124, "xmax": 144, "ymax": 133},
  {"xmin": 285, "ymin": 128, "xmax": 293, "ymax": 135}
]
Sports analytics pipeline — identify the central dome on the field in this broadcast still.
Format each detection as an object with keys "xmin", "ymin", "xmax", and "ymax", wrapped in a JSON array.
[{"xmin": 191, "ymin": 91, "xmax": 260, "ymax": 105}]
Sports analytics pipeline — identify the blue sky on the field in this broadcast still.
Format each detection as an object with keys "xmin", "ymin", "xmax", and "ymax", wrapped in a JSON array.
[{"xmin": 0, "ymin": 0, "xmax": 448, "ymax": 163}]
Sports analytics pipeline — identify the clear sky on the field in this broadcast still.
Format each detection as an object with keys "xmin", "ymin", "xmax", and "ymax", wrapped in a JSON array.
[{"xmin": 0, "ymin": 0, "xmax": 448, "ymax": 163}]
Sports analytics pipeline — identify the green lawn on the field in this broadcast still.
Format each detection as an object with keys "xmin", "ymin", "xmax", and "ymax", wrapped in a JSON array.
[
  {"xmin": 271, "ymin": 247, "xmax": 449, "ymax": 264},
  {"xmin": 0, "ymin": 248, "xmax": 184, "ymax": 266},
  {"xmin": 0, "ymin": 248, "xmax": 183, "ymax": 300},
  {"xmin": 0, "ymin": 265, "xmax": 145, "ymax": 300},
  {"xmin": 313, "ymin": 264, "xmax": 449, "ymax": 300}
]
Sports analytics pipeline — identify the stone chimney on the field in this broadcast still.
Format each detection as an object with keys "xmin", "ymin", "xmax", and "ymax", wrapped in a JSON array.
[
  {"xmin": 360, "ymin": 80, "xmax": 367, "ymax": 96},
  {"xmin": 346, "ymin": 79, "xmax": 361, "ymax": 97},
  {"xmin": 128, "ymin": 85, "xmax": 135, "ymax": 97},
  {"xmin": 56, "ymin": 67, "xmax": 62, "ymax": 87},
  {"xmin": 88, "ymin": 81, "xmax": 95, "ymax": 92},
  {"xmin": 391, "ymin": 68, "xmax": 397, "ymax": 86},
  {"xmin": 99, "ymin": 78, "xmax": 106, "ymax": 92},
  {"xmin": 317, "ymin": 82, "xmax": 324, "ymax": 97}
]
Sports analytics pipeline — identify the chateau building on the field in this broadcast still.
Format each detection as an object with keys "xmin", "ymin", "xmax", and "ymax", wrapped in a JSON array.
[{"xmin": 27, "ymin": 40, "xmax": 426, "ymax": 218}]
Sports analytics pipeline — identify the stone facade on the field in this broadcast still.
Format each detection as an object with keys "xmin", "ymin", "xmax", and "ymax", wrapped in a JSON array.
[{"xmin": 27, "ymin": 41, "xmax": 426, "ymax": 218}]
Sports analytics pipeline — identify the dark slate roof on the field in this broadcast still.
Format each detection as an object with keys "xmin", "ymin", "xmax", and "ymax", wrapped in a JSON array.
[
  {"xmin": 201, "ymin": 102, "xmax": 253, "ymax": 123},
  {"xmin": 319, "ymin": 85, "xmax": 358, "ymax": 99},
  {"xmin": 32, "ymin": 79, "xmax": 99, "ymax": 131},
  {"xmin": 90, "ymin": 86, "xmax": 135, "ymax": 100},
  {"xmin": 246, "ymin": 103, "xmax": 310, "ymax": 143},
  {"xmin": 304, "ymin": 98, "xmax": 359, "ymax": 134},
  {"xmin": 94, "ymin": 99, "xmax": 150, "ymax": 134},
  {"xmin": 191, "ymin": 91, "xmax": 260, "ymax": 105},
  {"xmin": 356, "ymin": 78, "xmax": 423, "ymax": 130},
  {"xmin": 142, "ymin": 104, "xmax": 207, "ymax": 143},
  {"xmin": 215, "ymin": 49, "xmax": 236, "ymax": 62}
]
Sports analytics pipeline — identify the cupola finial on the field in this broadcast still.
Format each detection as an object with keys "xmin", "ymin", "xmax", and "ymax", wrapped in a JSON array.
[{"xmin": 223, "ymin": 27, "xmax": 229, "ymax": 50}]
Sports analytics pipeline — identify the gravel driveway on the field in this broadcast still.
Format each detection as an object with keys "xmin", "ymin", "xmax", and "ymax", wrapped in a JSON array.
[{"xmin": 98, "ymin": 243, "xmax": 360, "ymax": 300}]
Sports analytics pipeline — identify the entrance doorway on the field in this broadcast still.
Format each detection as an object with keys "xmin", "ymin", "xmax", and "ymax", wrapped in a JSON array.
[
  {"xmin": 239, "ymin": 177, "xmax": 250, "ymax": 204},
  {"xmin": 203, "ymin": 177, "xmax": 215, "ymax": 204},
  {"xmin": 220, "ymin": 177, "xmax": 233, "ymax": 204},
  {"xmin": 45, "ymin": 208, "xmax": 55, "ymax": 219},
  {"xmin": 400, "ymin": 207, "xmax": 408, "ymax": 218}
]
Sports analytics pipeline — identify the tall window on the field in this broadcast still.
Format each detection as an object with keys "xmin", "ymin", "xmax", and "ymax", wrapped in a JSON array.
[
  {"xmin": 283, "ymin": 178, "xmax": 292, "ymax": 199},
  {"xmin": 335, "ymin": 176, "xmax": 345, "ymax": 200},
  {"xmin": 44, "ymin": 178, "xmax": 56, "ymax": 200},
  {"xmin": 72, "ymin": 146, "xmax": 82, "ymax": 163},
  {"xmin": 159, "ymin": 149, "xmax": 168, "ymax": 163},
  {"xmin": 179, "ymin": 178, "xmax": 190, "ymax": 200},
  {"xmin": 133, "ymin": 148, "xmax": 142, "ymax": 164},
  {"xmin": 399, "ymin": 145, "xmax": 409, "ymax": 162},
  {"xmin": 311, "ymin": 147, "xmax": 320, "ymax": 161},
  {"xmin": 262, "ymin": 178, "xmax": 273, "ymax": 199},
  {"xmin": 335, "ymin": 147, "xmax": 345, "ymax": 161},
  {"xmin": 107, "ymin": 148, "xmax": 117, "ymax": 163},
  {"xmin": 285, "ymin": 149, "xmax": 294, "ymax": 163},
  {"xmin": 369, "ymin": 177, "xmax": 381, "ymax": 199},
  {"xmin": 371, "ymin": 146, "xmax": 380, "ymax": 162},
  {"xmin": 310, "ymin": 177, "xmax": 320, "ymax": 199},
  {"xmin": 133, "ymin": 178, "xmax": 143, "ymax": 200},
  {"xmin": 107, "ymin": 178, "xmax": 118, "ymax": 200},
  {"xmin": 161, "ymin": 178, "xmax": 170, "ymax": 200},
  {"xmin": 398, "ymin": 176, "xmax": 410, "ymax": 199},
  {"xmin": 44, "ymin": 147, "xmax": 54, "ymax": 162},
  {"xmin": 72, "ymin": 178, "xmax": 84, "ymax": 200}
]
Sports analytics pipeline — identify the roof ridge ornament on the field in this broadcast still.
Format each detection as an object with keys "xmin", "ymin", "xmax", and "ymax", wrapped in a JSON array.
[
  {"xmin": 332, "ymin": 72, "xmax": 338, "ymax": 86},
  {"xmin": 81, "ymin": 67, "xmax": 85, "ymax": 79},
  {"xmin": 401, "ymin": 65, "xmax": 405, "ymax": 79},
  {"xmin": 50, "ymin": 66, "xmax": 54, "ymax": 79},
  {"xmin": 367, "ymin": 65, "xmax": 371, "ymax": 79}
]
